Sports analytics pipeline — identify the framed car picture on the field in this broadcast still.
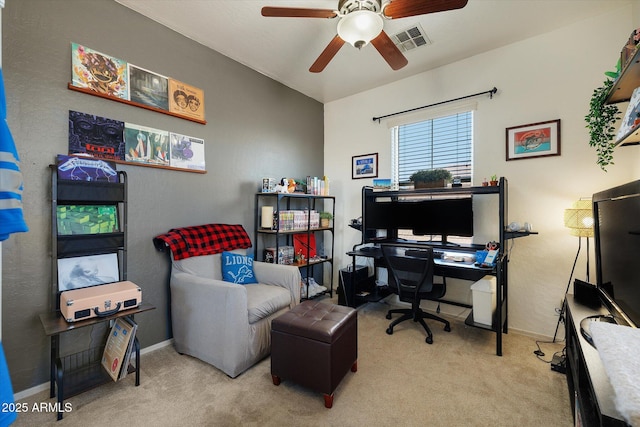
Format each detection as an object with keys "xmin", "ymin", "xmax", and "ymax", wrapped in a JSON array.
[{"xmin": 352, "ymin": 153, "xmax": 378, "ymax": 179}]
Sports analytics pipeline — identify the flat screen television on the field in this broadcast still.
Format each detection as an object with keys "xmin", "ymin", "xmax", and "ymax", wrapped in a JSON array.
[
  {"xmin": 593, "ymin": 179, "xmax": 640, "ymax": 328},
  {"xmin": 363, "ymin": 192, "xmax": 473, "ymax": 245}
]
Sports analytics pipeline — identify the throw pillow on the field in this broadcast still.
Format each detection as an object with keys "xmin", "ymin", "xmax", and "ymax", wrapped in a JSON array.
[{"xmin": 221, "ymin": 251, "xmax": 257, "ymax": 285}]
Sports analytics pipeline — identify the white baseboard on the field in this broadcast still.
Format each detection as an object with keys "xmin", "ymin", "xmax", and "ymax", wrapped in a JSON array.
[{"xmin": 14, "ymin": 339, "xmax": 174, "ymax": 401}]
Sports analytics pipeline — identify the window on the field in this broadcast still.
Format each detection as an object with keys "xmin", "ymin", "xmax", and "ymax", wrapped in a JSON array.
[
  {"xmin": 389, "ymin": 108, "xmax": 474, "ymax": 244},
  {"xmin": 391, "ymin": 111, "xmax": 473, "ymax": 187}
]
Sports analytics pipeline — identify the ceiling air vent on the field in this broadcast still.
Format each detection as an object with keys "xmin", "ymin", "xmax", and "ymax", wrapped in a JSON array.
[{"xmin": 391, "ymin": 24, "xmax": 431, "ymax": 53}]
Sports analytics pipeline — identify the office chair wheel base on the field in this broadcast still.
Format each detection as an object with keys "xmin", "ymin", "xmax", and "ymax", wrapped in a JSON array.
[
  {"xmin": 444, "ymin": 325, "xmax": 451, "ymax": 332},
  {"xmin": 386, "ymin": 327, "xmax": 393, "ymax": 335},
  {"xmin": 386, "ymin": 313, "xmax": 392, "ymax": 320},
  {"xmin": 425, "ymin": 336, "xmax": 433, "ymax": 344}
]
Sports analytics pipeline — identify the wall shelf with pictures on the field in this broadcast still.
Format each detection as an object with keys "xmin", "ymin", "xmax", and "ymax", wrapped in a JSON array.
[
  {"xmin": 70, "ymin": 43, "xmax": 206, "ymax": 124},
  {"xmin": 605, "ymin": 42, "xmax": 640, "ymax": 146},
  {"xmin": 106, "ymin": 157, "xmax": 207, "ymax": 174},
  {"xmin": 611, "ymin": 84, "xmax": 640, "ymax": 147},
  {"xmin": 615, "ymin": 125, "xmax": 640, "ymax": 146},
  {"xmin": 67, "ymin": 111, "xmax": 207, "ymax": 174},
  {"xmin": 67, "ymin": 84, "xmax": 206, "ymax": 125},
  {"xmin": 605, "ymin": 43, "xmax": 640, "ymax": 104}
]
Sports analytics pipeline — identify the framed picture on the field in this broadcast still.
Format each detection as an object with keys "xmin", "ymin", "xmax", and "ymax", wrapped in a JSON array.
[
  {"xmin": 617, "ymin": 86, "xmax": 640, "ymax": 142},
  {"xmin": 168, "ymin": 79, "xmax": 205, "ymax": 122},
  {"xmin": 506, "ymin": 119, "xmax": 561, "ymax": 161},
  {"xmin": 68, "ymin": 111, "xmax": 126, "ymax": 161},
  {"xmin": 71, "ymin": 43, "xmax": 128, "ymax": 100},
  {"xmin": 57, "ymin": 205, "xmax": 119, "ymax": 235},
  {"xmin": 129, "ymin": 65, "xmax": 169, "ymax": 111},
  {"xmin": 57, "ymin": 253, "xmax": 120, "ymax": 292},
  {"xmin": 352, "ymin": 153, "xmax": 378, "ymax": 179}
]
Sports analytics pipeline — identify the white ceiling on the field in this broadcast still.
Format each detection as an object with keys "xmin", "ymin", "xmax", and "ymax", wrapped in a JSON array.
[{"xmin": 115, "ymin": 0, "xmax": 629, "ymax": 103}]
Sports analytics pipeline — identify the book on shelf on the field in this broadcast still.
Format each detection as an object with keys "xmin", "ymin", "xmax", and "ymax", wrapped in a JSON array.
[
  {"xmin": 101, "ymin": 317, "xmax": 137, "ymax": 381},
  {"xmin": 277, "ymin": 210, "xmax": 319, "ymax": 230}
]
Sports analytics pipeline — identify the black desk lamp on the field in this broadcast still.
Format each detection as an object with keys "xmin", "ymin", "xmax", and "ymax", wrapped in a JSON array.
[{"xmin": 553, "ymin": 199, "xmax": 594, "ymax": 342}]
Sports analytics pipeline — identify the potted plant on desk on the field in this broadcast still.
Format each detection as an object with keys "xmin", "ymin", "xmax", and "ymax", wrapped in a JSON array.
[{"xmin": 409, "ymin": 168, "xmax": 452, "ymax": 189}]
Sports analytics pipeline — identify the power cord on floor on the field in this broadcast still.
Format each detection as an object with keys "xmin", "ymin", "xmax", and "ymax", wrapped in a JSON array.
[{"xmin": 533, "ymin": 339, "xmax": 565, "ymax": 364}]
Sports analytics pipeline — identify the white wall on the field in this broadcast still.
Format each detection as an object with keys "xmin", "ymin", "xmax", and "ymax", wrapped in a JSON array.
[{"xmin": 324, "ymin": 5, "xmax": 640, "ymax": 338}]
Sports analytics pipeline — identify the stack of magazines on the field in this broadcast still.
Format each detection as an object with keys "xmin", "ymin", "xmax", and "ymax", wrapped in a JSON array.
[{"xmin": 101, "ymin": 317, "xmax": 138, "ymax": 381}]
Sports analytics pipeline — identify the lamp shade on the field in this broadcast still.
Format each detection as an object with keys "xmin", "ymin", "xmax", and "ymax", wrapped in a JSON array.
[
  {"xmin": 337, "ymin": 10, "xmax": 383, "ymax": 49},
  {"xmin": 564, "ymin": 199, "xmax": 594, "ymax": 237}
]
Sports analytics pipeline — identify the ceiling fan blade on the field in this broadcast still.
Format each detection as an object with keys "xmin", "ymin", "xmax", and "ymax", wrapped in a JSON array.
[
  {"xmin": 383, "ymin": 0, "xmax": 468, "ymax": 19},
  {"xmin": 309, "ymin": 35, "xmax": 346, "ymax": 73},
  {"xmin": 261, "ymin": 7, "xmax": 337, "ymax": 19},
  {"xmin": 370, "ymin": 31, "xmax": 408, "ymax": 71}
]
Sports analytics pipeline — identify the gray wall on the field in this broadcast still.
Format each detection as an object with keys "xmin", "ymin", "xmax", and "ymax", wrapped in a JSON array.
[{"xmin": 2, "ymin": 0, "xmax": 323, "ymax": 393}]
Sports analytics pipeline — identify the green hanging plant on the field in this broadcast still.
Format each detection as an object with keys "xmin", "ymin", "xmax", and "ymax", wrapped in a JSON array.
[{"xmin": 585, "ymin": 78, "xmax": 621, "ymax": 171}]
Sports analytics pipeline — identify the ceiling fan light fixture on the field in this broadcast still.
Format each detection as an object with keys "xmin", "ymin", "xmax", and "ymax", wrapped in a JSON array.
[{"xmin": 337, "ymin": 10, "xmax": 383, "ymax": 49}]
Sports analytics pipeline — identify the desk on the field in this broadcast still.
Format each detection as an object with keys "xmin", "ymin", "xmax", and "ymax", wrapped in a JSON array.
[
  {"xmin": 345, "ymin": 245, "xmax": 493, "ymax": 304},
  {"xmin": 344, "ymin": 243, "xmax": 507, "ymax": 355}
]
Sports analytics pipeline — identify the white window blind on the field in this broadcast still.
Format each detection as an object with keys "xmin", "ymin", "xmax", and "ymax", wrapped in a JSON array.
[{"xmin": 394, "ymin": 111, "xmax": 473, "ymax": 185}]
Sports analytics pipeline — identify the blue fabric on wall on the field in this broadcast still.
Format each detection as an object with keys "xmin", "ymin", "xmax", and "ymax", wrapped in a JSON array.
[
  {"xmin": 0, "ymin": 342, "xmax": 16, "ymax": 426},
  {"xmin": 0, "ymin": 68, "xmax": 28, "ymax": 241}
]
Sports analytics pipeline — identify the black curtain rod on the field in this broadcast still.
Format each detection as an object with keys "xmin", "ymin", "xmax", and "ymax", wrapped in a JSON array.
[{"xmin": 372, "ymin": 87, "xmax": 498, "ymax": 123}]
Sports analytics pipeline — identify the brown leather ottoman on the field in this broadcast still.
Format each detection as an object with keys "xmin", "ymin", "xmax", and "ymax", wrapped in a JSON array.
[{"xmin": 271, "ymin": 300, "xmax": 357, "ymax": 408}]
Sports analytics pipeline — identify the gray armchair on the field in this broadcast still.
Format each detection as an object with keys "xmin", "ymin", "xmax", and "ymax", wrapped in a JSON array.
[{"xmin": 154, "ymin": 224, "xmax": 301, "ymax": 377}]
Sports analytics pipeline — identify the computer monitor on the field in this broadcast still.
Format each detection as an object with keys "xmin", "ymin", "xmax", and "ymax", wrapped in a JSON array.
[{"xmin": 363, "ymin": 193, "xmax": 473, "ymax": 244}]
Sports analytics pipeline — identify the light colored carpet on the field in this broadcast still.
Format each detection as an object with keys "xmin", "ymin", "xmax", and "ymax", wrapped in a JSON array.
[{"xmin": 13, "ymin": 300, "xmax": 572, "ymax": 426}]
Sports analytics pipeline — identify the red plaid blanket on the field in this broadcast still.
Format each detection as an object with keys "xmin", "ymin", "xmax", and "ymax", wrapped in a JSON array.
[{"xmin": 153, "ymin": 223, "xmax": 252, "ymax": 260}]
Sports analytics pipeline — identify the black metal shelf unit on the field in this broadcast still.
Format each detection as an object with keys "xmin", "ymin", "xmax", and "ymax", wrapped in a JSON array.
[
  {"xmin": 254, "ymin": 192, "xmax": 335, "ymax": 300},
  {"xmin": 40, "ymin": 165, "xmax": 152, "ymax": 421}
]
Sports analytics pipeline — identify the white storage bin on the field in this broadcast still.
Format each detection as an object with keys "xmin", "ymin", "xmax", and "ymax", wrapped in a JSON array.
[{"xmin": 470, "ymin": 275, "xmax": 496, "ymax": 326}]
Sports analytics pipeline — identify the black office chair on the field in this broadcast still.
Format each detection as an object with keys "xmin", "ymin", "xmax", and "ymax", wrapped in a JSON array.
[{"xmin": 381, "ymin": 245, "xmax": 451, "ymax": 344}]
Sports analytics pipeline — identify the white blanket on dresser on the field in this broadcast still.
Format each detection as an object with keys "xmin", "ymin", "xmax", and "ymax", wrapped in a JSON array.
[{"xmin": 591, "ymin": 321, "xmax": 640, "ymax": 426}]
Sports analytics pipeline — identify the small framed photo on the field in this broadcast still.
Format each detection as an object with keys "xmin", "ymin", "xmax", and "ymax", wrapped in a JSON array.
[
  {"xmin": 506, "ymin": 119, "xmax": 561, "ymax": 161},
  {"xmin": 352, "ymin": 153, "xmax": 378, "ymax": 179}
]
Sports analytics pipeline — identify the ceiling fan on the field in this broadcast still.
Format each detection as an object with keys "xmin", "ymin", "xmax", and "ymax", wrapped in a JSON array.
[{"xmin": 261, "ymin": 0, "xmax": 469, "ymax": 73}]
